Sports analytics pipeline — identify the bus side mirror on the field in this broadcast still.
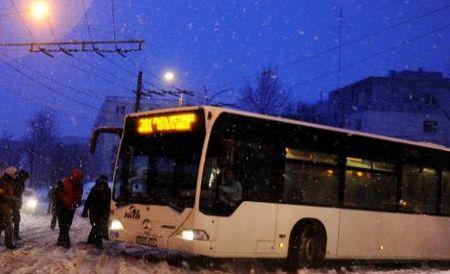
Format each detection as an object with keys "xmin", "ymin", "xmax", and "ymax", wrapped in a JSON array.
[{"xmin": 90, "ymin": 126, "xmax": 123, "ymax": 154}]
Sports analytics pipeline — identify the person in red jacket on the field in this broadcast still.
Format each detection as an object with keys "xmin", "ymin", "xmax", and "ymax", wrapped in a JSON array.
[{"xmin": 56, "ymin": 169, "xmax": 83, "ymax": 248}]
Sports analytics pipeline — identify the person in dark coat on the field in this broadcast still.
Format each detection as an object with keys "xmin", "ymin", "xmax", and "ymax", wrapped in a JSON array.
[
  {"xmin": 48, "ymin": 182, "xmax": 59, "ymax": 230},
  {"xmin": 81, "ymin": 175, "xmax": 111, "ymax": 249},
  {"xmin": 56, "ymin": 169, "xmax": 83, "ymax": 248},
  {"xmin": 0, "ymin": 167, "xmax": 18, "ymax": 249},
  {"xmin": 12, "ymin": 170, "xmax": 29, "ymax": 240}
]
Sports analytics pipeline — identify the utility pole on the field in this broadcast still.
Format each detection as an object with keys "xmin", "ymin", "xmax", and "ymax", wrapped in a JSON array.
[
  {"xmin": 204, "ymin": 85, "xmax": 209, "ymax": 105},
  {"xmin": 178, "ymin": 93, "xmax": 184, "ymax": 107},
  {"xmin": 337, "ymin": 9, "xmax": 343, "ymax": 91},
  {"xmin": 134, "ymin": 70, "xmax": 143, "ymax": 112}
]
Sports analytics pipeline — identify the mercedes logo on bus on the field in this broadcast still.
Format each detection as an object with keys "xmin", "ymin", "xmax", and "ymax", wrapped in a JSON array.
[{"xmin": 142, "ymin": 219, "xmax": 152, "ymax": 231}]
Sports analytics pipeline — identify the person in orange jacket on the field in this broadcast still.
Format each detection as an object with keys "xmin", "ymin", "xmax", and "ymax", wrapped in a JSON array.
[{"xmin": 55, "ymin": 169, "xmax": 83, "ymax": 248}]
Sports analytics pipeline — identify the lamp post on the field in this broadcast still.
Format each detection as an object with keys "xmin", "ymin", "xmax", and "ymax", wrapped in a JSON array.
[
  {"xmin": 29, "ymin": 1, "xmax": 50, "ymax": 21},
  {"xmin": 162, "ymin": 70, "xmax": 183, "ymax": 106},
  {"xmin": 0, "ymin": 1, "xmax": 50, "ymax": 36},
  {"xmin": 163, "ymin": 70, "xmax": 175, "ymax": 83}
]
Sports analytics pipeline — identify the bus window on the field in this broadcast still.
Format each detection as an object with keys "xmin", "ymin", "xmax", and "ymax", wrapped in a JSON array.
[
  {"xmin": 401, "ymin": 165, "xmax": 438, "ymax": 214},
  {"xmin": 114, "ymin": 132, "xmax": 203, "ymax": 209},
  {"xmin": 200, "ymin": 114, "xmax": 283, "ymax": 216},
  {"xmin": 201, "ymin": 139, "xmax": 281, "ymax": 215},
  {"xmin": 283, "ymin": 149, "xmax": 339, "ymax": 206},
  {"xmin": 285, "ymin": 148, "xmax": 338, "ymax": 164},
  {"xmin": 344, "ymin": 157, "xmax": 397, "ymax": 211},
  {"xmin": 442, "ymin": 170, "xmax": 450, "ymax": 215},
  {"xmin": 344, "ymin": 170, "xmax": 397, "ymax": 210},
  {"xmin": 128, "ymin": 155, "xmax": 149, "ymax": 197}
]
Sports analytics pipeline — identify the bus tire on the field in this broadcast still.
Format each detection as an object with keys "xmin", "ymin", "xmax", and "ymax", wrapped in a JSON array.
[{"xmin": 287, "ymin": 222, "xmax": 326, "ymax": 269}]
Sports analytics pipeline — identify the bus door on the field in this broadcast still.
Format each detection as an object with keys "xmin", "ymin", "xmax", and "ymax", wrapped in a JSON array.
[{"xmin": 199, "ymin": 137, "xmax": 283, "ymax": 255}]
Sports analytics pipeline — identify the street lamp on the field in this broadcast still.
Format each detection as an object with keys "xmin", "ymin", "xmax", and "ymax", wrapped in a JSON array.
[
  {"xmin": 163, "ymin": 70, "xmax": 175, "ymax": 83},
  {"xmin": 29, "ymin": 1, "xmax": 50, "ymax": 21}
]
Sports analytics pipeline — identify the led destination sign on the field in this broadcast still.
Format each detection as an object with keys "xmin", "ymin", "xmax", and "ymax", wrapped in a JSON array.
[{"xmin": 137, "ymin": 112, "xmax": 197, "ymax": 134}]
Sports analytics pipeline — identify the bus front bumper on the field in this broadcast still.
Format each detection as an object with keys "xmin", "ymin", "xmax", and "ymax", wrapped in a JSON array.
[{"xmin": 109, "ymin": 229, "xmax": 214, "ymax": 256}]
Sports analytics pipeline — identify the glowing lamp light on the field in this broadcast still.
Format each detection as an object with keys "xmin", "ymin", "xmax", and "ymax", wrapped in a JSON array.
[
  {"xmin": 326, "ymin": 169, "xmax": 334, "ymax": 177},
  {"xmin": 137, "ymin": 113, "xmax": 196, "ymax": 134},
  {"xmin": 26, "ymin": 198, "xmax": 38, "ymax": 209},
  {"xmin": 178, "ymin": 229, "xmax": 209, "ymax": 241},
  {"xmin": 110, "ymin": 219, "xmax": 124, "ymax": 230},
  {"xmin": 30, "ymin": 1, "xmax": 50, "ymax": 21},
  {"xmin": 163, "ymin": 71, "xmax": 175, "ymax": 82},
  {"xmin": 181, "ymin": 230, "xmax": 195, "ymax": 241}
]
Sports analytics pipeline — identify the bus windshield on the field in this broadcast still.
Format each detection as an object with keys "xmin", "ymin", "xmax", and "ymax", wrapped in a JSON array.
[{"xmin": 113, "ymin": 111, "xmax": 205, "ymax": 210}]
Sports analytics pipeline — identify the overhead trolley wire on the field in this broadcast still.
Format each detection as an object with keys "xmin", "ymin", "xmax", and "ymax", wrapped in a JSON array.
[
  {"xmin": 289, "ymin": 22, "xmax": 450, "ymax": 87},
  {"xmin": 7, "ymin": 58, "xmax": 105, "ymax": 101},
  {"xmin": 8, "ymin": 0, "xmax": 37, "ymax": 42},
  {"xmin": 0, "ymin": 52, "xmax": 99, "ymax": 110},
  {"xmin": 81, "ymin": 0, "xmax": 96, "ymax": 50},
  {"xmin": 280, "ymin": 2, "xmax": 450, "ymax": 70},
  {"xmin": 210, "ymin": 2, "xmax": 450, "ymax": 90},
  {"xmin": 0, "ymin": 82, "xmax": 96, "ymax": 119}
]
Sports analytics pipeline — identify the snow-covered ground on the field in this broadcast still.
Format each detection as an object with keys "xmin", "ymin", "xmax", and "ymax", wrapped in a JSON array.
[{"xmin": 1, "ymin": 211, "xmax": 450, "ymax": 274}]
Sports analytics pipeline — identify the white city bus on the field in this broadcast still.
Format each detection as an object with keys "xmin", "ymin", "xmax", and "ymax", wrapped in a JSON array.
[{"xmin": 90, "ymin": 106, "xmax": 450, "ymax": 267}]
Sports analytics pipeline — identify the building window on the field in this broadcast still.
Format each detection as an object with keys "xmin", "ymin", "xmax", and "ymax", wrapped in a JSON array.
[
  {"xmin": 354, "ymin": 118, "xmax": 362, "ymax": 130},
  {"xmin": 423, "ymin": 120, "xmax": 438, "ymax": 133},
  {"xmin": 116, "ymin": 105, "xmax": 126, "ymax": 115},
  {"xmin": 422, "ymin": 94, "xmax": 438, "ymax": 107}
]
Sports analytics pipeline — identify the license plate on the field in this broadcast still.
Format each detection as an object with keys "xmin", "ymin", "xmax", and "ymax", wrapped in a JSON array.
[{"xmin": 136, "ymin": 236, "xmax": 157, "ymax": 246}]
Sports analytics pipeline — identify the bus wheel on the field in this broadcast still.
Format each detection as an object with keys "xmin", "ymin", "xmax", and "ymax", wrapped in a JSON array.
[
  {"xmin": 287, "ymin": 224, "xmax": 326, "ymax": 269},
  {"xmin": 299, "ymin": 226, "xmax": 317, "ymax": 263}
]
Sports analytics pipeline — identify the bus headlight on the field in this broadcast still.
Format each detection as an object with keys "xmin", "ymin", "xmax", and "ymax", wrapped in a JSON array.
[
  {"xmin": 178, "ymin": 229, "xmax": 209, "ymax": 241},
  {"xmin": 110, "ymin": 219, "xmax": 124, "ymax": 230},
  {"xmin": 26, "ymin": 198, "xmax": 38, "ymax": 209}
]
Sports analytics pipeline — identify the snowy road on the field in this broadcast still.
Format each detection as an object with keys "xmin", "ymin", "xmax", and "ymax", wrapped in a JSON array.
[{"xmin": 1, "ymin": 211, "xmax": 450, "ymax": 274}]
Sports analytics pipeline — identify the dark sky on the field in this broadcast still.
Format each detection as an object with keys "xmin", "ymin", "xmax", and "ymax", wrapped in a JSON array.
[{"xmin": 0, "ymin": 0, "xmax": 449, "ymax": 138}]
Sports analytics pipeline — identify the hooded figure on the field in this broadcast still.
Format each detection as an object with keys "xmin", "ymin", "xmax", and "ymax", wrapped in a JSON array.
[
  {"xmin": 0, "ymin": 167, "xmax": 18, "ymax": 249},
  {"xmin": 56, "ymin": 169, "xmax": 83, "ymax": 248},
  {"xmin": 82, "ymin": 175, "xmax": 111, "ymax": 249},
  {"xmin": 48, "ymin": 182, "xmax": 59, "ymax": 230},
  {"xmin": 12, "ymin": 170, "xmax": 29, "ymax": 240}
]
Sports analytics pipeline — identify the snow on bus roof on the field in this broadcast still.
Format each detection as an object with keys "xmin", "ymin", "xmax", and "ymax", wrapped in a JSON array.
[{"xmin": 128, "ymin": 106, "xmax": 450, "ymax": 153}]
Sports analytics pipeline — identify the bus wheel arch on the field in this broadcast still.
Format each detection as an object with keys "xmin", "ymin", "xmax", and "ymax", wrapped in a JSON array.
[{"xmin": 286, "ymin": 218, "xmax": 327, "ymax": 268}]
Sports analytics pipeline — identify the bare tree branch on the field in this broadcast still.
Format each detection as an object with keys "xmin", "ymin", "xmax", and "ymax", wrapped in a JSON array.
[{"xmin": 239, "ymin": 67, "xmax": 290, "ymax": 115}]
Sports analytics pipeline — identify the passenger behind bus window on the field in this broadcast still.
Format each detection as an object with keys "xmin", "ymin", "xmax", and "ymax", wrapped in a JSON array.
[{"xmin": 218, "ymin": 167, "xmax": 243, "ymax": 210}]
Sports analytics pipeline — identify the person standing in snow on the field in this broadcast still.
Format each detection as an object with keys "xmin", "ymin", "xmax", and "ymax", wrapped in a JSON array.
[
  {"xmin": 12, "ymin": 170, "xmax": 29, "ymax": 240},
  {"xmin": 48, "ymin": 182, "xmax": 59, "ymax": 230},
  {"xmin": 56, "ymin": 169, "xmax": 83, "ymax": 248},
  {"xmin": 0, "ymin": 167, "xmax": 18, "ymax": 249},
  {"xmin": 81, "ymin": 175, "xmax": 111, "ymax": 249}
]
